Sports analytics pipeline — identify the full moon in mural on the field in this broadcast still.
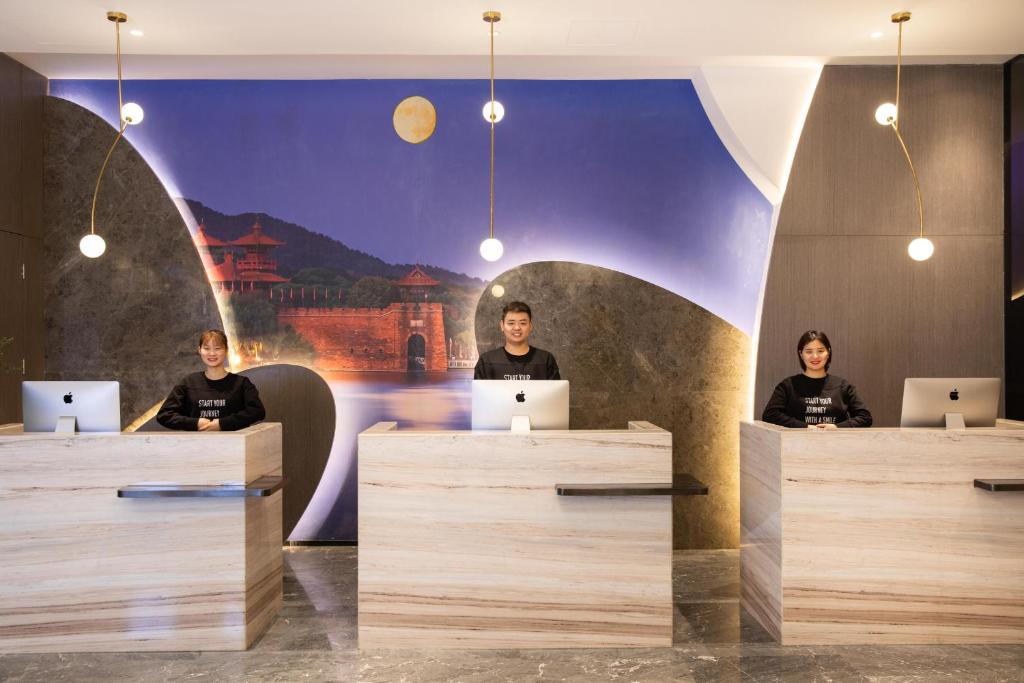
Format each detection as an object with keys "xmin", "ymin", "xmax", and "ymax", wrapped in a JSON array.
[{"xmin": 393, "ymin": 96, "xmax": 437, "ymax": 144}]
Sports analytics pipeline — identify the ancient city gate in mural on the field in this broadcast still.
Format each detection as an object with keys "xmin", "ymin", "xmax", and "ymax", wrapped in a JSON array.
[{"xmin": 277, "ymin": 301, "xmax": 447, "ymax": 372}]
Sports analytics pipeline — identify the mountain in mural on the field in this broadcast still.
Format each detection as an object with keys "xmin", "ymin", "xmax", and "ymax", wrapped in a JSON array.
[{"xmin": 182, "ymin": 198, "xmax": 483, "ymax": 287}]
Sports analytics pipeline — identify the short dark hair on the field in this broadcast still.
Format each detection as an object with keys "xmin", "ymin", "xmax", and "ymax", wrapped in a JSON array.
[
  {"xmin": 501, "ymin": 301, "xmax": 532, "ymax": 321},
  {"xmin": 198, "ymin": 329, "xmax": 229, "ymax": 348},
  {"xmin": 797, "ymin": 330, "xmax": 832, "ymax": 371}
]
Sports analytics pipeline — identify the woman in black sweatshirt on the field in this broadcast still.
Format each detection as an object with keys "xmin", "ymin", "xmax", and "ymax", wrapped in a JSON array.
[
  {"xmin": 156, "ymin": 329, "xmax": 266, "ymax": 432},
  {"xmin": 761, "ymin": 330, "xmax": 872, "ymax": 429}
]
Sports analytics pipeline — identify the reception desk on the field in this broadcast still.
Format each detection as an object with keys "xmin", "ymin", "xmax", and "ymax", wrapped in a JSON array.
[
  {"xmin": 357, "ymin": 421, "xmax": 676, "ymax": 649},
  {"xmin": 740, "ymin": 420, "xmax": 1024, "ymax": 645},
  {"xmin": 0, "ymin": 422, "xmax": 283, "ymax": 653}
]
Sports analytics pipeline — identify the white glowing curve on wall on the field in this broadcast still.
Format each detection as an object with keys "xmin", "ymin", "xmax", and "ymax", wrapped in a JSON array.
[
  {"xmin": 691, "ymin": 63, "xmax": 823, "ymax": 206},
  {"xmin": 691, "ymin": 63, "xmax": 823, "ymax": 418}
]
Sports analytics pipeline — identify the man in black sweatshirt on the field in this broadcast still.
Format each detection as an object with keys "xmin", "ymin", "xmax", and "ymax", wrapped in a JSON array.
[{"xmin": 473, "ymin": 301, "xmax": 560, "ymax": 381}]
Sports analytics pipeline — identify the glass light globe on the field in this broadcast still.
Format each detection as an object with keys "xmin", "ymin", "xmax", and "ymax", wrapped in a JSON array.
[
  {"xmin": 482, "ymin": 100, "xmax": 505, "ymax": 123},
  {"xmin": 907, "ymin": 237, "xmax": 934, "ymax": 261},
  {"xmin": 491, "ymin": 284, "xmax": 505, "ymax": 298},
  {"xmin": 79, "ymin": 233, "xmax": 106, "ymax": 258},
  {"xmin": 121, "ymin": 102, "xmax": 144, "ymax": 125},
  {"xmin": 874, "ymin": 102, "xmax": 897, "ymax": 126},
  {"xmin": 479, "ymin": 237, "xmax": 504, "ymax": 262}
]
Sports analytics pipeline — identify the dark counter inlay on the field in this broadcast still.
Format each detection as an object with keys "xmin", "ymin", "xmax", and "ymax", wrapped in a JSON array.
[
  {"xmin": 556, "ymin": 473, "xmax": 708, "ymax": 496},
  {"xmin": 118, "ymin": 476, "xmax": 286, "ymax": 498},
  {"xmin": 974, "ymin": 479, "xmax": 1024, "ymax": 492}
]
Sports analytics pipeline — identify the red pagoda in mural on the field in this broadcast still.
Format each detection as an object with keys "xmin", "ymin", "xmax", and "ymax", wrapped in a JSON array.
[{"xmin": 195, "ymin": 219, "xmax": 289, "ymax": 292}]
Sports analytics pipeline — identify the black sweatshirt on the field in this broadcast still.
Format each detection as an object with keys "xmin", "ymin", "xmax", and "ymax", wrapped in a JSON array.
[
  {"xmin": 473, "ymin": 346, "xmax": 561, "ymax": 381},
  {"xmin": 762, "ymin": 374, "xmax": 873, "ymax": 428},
  {"xmin": 156, "ymin": 372, "xmax": 266, "ymax": 432}
]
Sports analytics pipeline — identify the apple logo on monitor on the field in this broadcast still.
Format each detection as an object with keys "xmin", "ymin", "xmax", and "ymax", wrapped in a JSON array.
[
  {"xmin": 63, "ymin": 392, "xmax": 73, "ymax": 404},
  {"xmin": 949, "ymin": 388, "xmax": 959, "ymax": 401},
  {"xmin": 515, "ymin": 391, "xmax": 526, "ymax": 403}
]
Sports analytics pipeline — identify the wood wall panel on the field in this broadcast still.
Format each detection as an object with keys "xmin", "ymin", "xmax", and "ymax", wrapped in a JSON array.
[
  {"xmin": 19, "ymin": 64, "xmax": 45, "ymax": 240},
  {"xmin": 756, "ymin": 66, "xmax": 1004, "ymax": 426},
  {"xmin": 0, "ymin": 54, "xmax": 21, "ymax": 233},
  {"xmin": 0, "ymin": 233, "xmax": 25, "ymax": 424},
  {"xmin": 1007, "ymin": 56, "xmax": 1024, "ymax": 420},
  {"xmin": 0, "ymin": 54, "xmax": 46, "ymax": 424}
]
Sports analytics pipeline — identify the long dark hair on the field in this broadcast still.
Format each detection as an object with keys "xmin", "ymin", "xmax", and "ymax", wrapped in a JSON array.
[{"xmin": 797, "ymin": 330, "xmax": 832, "ymax": 371}]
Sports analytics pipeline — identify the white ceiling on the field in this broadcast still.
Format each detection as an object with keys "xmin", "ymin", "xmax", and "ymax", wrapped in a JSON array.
[{"xmin": 2, "ymin": 0, "xmax": 1021, "ymax": 79}]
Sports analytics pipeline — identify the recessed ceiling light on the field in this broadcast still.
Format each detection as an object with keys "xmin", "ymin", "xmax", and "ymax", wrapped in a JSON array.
[
  {"xmin": 870, "ymin": 31, "xmax": 883, "ymax": 39},
  {"xmin": 130, "ymin": 29, "xmax": 144, "ymax": 37}
]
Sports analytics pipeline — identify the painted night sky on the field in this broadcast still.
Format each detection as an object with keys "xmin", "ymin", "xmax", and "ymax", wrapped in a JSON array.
[{"xmin": 51, "ymin": 79, "xmax": 772, "ymax": 333}]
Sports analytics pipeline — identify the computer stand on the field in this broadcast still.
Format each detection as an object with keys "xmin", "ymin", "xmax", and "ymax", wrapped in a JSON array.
[
  {"xmin": 510, "ymin": 416, "xmax": 532, "ymax": 433},
  {"xmin": 944, "ymin": 412, "xmax": 966, "ymax": 430},
  {"xmin": 55, "ymin": 416, "xmax": 78, "ymax": 433}
]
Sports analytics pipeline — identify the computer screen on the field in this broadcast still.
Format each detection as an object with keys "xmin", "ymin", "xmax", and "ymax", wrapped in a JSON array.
[
  {"xmin": 471, "ymin": 380, "xmax": 569, "ymax": 431},
  {"xmin": 22, "ymin": 381, "xmax": 121, "ymax": 433},
  {"xmin": 899, "ymin": 378, "xmax": 1000, "ymax": 428}
]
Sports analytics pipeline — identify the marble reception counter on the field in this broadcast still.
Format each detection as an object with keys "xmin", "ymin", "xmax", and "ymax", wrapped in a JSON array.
[
  {"xmin": 740, "ymin": 420, "xmax": 1024, "ymax": 645},
  {"xmin": 0, "ymin": 422, "xmax": 284, "ymax": 653},
  {"xmin": 357, "ymin": 421, "xmax": 679, "ymax": 649}
]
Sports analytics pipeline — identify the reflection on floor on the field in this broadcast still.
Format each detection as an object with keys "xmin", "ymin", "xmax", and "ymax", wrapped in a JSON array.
[{"xmin": 1, "ymin": 548, "xmax": 1021, "ymax": 682}]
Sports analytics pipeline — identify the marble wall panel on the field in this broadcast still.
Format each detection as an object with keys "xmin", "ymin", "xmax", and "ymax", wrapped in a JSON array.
[
  {"xmin": 42, "ymin": 97, "xmax": 221, "ymax": 426},
  {"xmin": 475, "ymin": 261, "xmax": 749, "ymax": 549}
]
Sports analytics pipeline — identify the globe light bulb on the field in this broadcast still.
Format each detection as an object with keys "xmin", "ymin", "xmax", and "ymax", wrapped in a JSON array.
[
  {"xmin": 482, "ymin": 100, "xmax": 505, "ymax": 123},
  {"xmin": 491, "ymin": 284, "xmax": 505, "ymax": 298},
  {"xmin": 907, "ymin": 237, "xmax": 934, "ymax": 261},
  {"xmin": 479, "ymin": 237, "xmax": 504, "ymax": 262},
  {"xmin": 874, "ymin": 102, "xmax": 897, "ymax": 126},
  {"xmin": 121, "ymin": 102, "xmax": 144, "ymax": 125},
  {"xmin": 79, "ymin": 233, "xmax": 106, "ymax": 258}
]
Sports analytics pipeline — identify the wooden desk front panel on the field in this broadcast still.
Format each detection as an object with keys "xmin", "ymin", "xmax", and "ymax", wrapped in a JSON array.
[
  {"xmin": 358, "ymin": 424, "xmax": 673, "ymax": 649},
  {"xmin": 741, "ymin": 422, "xmax": 1024, "ymax": 645},
  {"xmin": 0, "ymin": 424, "xmax": 283, "ymax": 652}
]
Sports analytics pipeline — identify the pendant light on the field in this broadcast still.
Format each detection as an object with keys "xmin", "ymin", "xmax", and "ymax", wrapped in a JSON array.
[
  {"xmin": 81, "ymin": 10, "xmax": 145, "ymax": 259},
  {"xmin": 873, "ymin": 11, "xmax": 932, "ymax": 262},
  {"xmin": 479, "ymin": 10, "xmax": 504, "ymax": 262}
]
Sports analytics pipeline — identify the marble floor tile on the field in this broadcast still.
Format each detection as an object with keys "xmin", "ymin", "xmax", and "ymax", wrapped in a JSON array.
[{"xmin": 1, "ymin": 547, "xmax": 1022, "ymax": 683}]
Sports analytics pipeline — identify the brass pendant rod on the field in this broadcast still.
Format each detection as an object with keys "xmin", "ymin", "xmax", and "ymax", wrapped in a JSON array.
[
  {"xmin": 89, "ymin": 121, "xmax": 129, "ymax": 235},
  {"xmin": 895, "ymin": 20, "xmax": 902, "ymax": 125},
  {"xmin": 889, "ymin": 122, "xmax": 925, "ymax": 239},
  {"xmin": 488, "ymin": 17, "xmax": 495, "ymax": 240},
  {"xmin": 115, "ymin": 18, "xmax": 124, "ymax": 120},
  {"xmin": 487, "ymin": 15, "xmax": 495, "ymax": 240}
]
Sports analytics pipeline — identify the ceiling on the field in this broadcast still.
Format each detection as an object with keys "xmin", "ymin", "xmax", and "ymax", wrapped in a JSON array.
[{"xmin": 3, "ymin": 0, "xmax": 1022, "ymax": 79}]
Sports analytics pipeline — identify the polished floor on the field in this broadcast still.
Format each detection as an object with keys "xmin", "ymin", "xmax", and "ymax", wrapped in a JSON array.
[{"xmin": 1, "ymin": 548, "xmax": 1021, "ymax": 682}]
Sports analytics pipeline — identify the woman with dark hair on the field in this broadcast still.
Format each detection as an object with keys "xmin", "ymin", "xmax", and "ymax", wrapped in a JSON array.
[
  {"xmin": 156, "ymin": 329, "xmax": 266, "ymax": 431},
  {"xmin": 761, "ymin": 330, "xmax": 872, "ymax": 429}
]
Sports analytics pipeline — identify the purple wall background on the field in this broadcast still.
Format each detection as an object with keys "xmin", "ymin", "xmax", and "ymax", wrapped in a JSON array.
[{"xmin": 52, "ymin": 79, "xmax": 771, "ymax": 333}]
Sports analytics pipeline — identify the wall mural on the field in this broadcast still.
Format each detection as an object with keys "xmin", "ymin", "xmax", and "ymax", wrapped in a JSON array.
[{"xmin": 52, "ymin": 79, "xmax": 772, "ymax": 541}]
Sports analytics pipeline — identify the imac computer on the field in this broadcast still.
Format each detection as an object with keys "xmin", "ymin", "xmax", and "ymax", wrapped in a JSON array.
[
  {"xmin": 471, "ymin": 380, "xmax": 569, "ymax": 432},
  {"xmin": 22, "ymin": 381, "xmax": 121, "ymax": 433},
  {"xmin": 899, "ymin": 378, "xmax": 1000, "ymax": 429}
]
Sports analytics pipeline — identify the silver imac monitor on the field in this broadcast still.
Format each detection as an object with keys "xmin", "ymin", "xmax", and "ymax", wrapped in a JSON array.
[
  {"xmin": 471, "ymin": 380, "xmax": 569, "ymax": 432},
  {"xmin": 899, "ymin": 378, "xmax": 1000, "ymax": 429},
  {"xmin": 22, "ymin": 381, "xmax": 121, "ymax": 433}
]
